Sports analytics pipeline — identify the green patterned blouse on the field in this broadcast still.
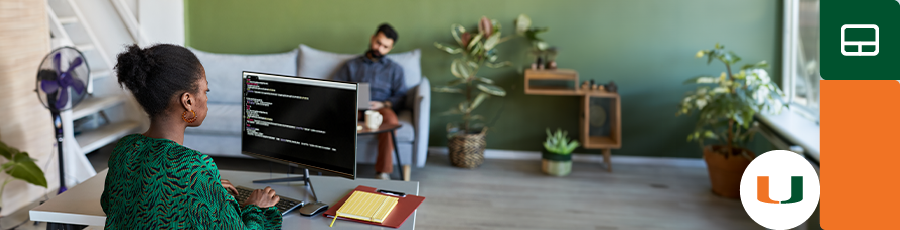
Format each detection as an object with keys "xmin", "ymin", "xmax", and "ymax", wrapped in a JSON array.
[{"xmin": 101, "ymin": 134, "xmax": 283, "ymax": 229}]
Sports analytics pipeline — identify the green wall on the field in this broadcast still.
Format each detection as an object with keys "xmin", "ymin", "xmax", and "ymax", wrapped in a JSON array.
[{"xmin": 185, "ymin": 0, "xmax": 782, "ymax": 158}]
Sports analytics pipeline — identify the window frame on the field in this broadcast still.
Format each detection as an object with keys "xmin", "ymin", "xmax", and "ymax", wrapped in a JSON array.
[{"xmin": 781, "ymin": 0, "xmax": 820, "ymax": 121}]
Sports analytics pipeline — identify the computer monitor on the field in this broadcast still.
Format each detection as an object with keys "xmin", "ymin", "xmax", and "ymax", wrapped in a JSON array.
[{"xmin": 241, "ymin": 71, "xmax": 357, "ymax": 179}]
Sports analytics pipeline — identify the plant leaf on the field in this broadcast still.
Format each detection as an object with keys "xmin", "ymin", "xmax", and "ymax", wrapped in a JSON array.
[
  {"xmin": 683, "ymin": 75, "xmax": 719, "ymax": 84},
  {"xmin": 467, "ymin": 61, "xmax": 478, "ymax": 69},
  {"xmin": 468, "ymin": 33, "xmax": 484, "ymax": 50},
  {"xmin": 448, "ymin": 78, "xmax": 465, "ymax": 87},
  {"xmin": 451, "ymin": 24, "xmax": 465, "ymax": 46},
  {"xmin": 450, "ymin": 59, "xmax": 464, "ymax": 79},
  {"xmin": 485, "ymin": 61, "xmax": 512, "ymax": 68},
  {"xmin": 0, "ymin": 140, "xmax": 15, "ymax": 160},
  {"xmin": 4, "ymin": 151, "xmax": 47, "ymax": 188},
  {"xmin": 454, "ymin": 59, "xmax": 471, "ymax": 78},
  {"xmin": 515, "ymin": 14, "xmax": 532, "ymax": 35},
  {"xmin": 434, "ymin": 42, "xmax": 462, "ymax": 54},
  {"xmin": 477, "ymin": 83, "xmax": 506, "ymax": 96},
  {"xmin": 483, "ymin": 32, "xmax": 501, "ymax": 51},
  {"xmin": 476, "ymin": 76, "xmax": 494, "ymax": 84},
  {"xmin": 441, "ymin": 108, "xmax": 462, "ymax": 115},
  {"xmin": 433, "ymin": 86, "xmax": 462, "ymax": 93},
  {"xmin": 469, "ymin": 93, "xmax": 490, "ymax": 112}
]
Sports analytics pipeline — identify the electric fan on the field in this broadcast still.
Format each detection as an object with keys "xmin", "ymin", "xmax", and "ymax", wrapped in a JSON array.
[{"xmin": 35, "ymin": 47, "xmax": 90, "ymax": 194}]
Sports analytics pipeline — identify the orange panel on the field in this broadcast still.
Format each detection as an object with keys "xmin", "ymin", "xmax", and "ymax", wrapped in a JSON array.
[{"xmin": 821, "ymin": 80, "xmax": 900, "ymax": 228}]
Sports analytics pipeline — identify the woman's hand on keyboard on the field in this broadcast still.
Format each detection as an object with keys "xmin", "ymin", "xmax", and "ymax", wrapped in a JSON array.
[
  {"xmin": 241, "ymin": 186, "xmax": 281, "ymax": 208},
  {"xmin": 221, "ymin": 179, "xmax": 238, "ymax": 197}
]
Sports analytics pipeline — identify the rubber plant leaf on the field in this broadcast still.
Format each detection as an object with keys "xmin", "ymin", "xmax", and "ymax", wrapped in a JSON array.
[
  {"xmin": 469, "ymin": 92, "xmax": 490, "ymax": 112},
  {"xmin": 434, "ymin": 42, "xmax": 462, "ymax": 54},
  {"xmin": 450, "ymin": 59, "xmax": 464, "ymax": 79},
  {"xmin": 433, "ymin": 86, "xmax": 462, "ymax": 93},
  {"xmin": 451, "ymin": 24, "xmax": 465, "ymax": 46},
  {"xmin": 467, "ymin": 33, "xmax": 483, "ymax": 51},
  {"xmin": 476, "ymin": 76, "xmax": 494, "ymax": 84},
  {"xmin": 477, "ymin": 83, "xmax": 506, "ymax": 97},
  {"xmin": 483, "ymin": 32, "xmax": 501, "ymax": 51}
]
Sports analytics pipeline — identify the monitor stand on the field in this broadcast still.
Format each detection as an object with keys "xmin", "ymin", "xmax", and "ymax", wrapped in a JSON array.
[{"xmin": 253, "ymin": 168, "xmax": 329, "ymax": 216}]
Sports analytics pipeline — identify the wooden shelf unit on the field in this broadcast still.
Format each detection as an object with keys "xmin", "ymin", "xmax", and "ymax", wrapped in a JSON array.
[{"xmin": 524, "ymin": 69, "xmax": 621, "ymax": 172}]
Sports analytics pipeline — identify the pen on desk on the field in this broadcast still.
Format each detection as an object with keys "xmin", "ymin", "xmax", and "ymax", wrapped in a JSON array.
[{"xmin": 330, "ymin": 214, "xmax": 337, "ymax": 227}]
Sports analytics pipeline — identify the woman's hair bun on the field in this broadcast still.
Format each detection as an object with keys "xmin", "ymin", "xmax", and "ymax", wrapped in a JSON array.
[{"xmin": 115, "ymin": 44, "xmax": 158, "ymax": 94}]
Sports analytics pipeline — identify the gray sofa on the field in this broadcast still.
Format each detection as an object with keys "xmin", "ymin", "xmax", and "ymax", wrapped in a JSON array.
[{"xmin": 183, "ymin": 45, "xmax": 431, "ymax": 172}]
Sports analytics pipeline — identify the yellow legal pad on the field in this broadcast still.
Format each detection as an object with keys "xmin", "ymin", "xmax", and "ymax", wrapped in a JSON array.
[{"xmin": 335, "ymin": 190, "xmax": 399, "ymax": 223}]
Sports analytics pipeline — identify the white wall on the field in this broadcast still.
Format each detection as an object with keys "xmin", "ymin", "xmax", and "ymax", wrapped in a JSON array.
[{"xmin": 139, "ymin": 0, "xmax": 184, "ymax": 45}]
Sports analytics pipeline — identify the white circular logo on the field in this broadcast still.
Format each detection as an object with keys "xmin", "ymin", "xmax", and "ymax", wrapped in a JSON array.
[{"xmin": 740, "ymin": 150, "xmax": 820, "ymax": 230}]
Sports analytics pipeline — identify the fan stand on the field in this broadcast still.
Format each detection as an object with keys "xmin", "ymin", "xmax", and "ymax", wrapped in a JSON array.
[
  {"xmin": 52, "ymin": 112, "xmax": 66, "ymax": 194},
  {"xmin": 46, "ymin": 91, "xmax": 67, "ymax": 194}
]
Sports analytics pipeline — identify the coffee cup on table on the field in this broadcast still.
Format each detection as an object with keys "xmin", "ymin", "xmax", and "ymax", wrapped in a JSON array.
[{"xmin": 364, "ymin": 110, "xmax": 383, "ymax": 129}]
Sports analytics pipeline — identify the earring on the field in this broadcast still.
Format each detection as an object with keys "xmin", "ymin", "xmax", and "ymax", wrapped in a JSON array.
[{"xmin": 182, "ymin": 110, "xmax": 196, "ymax": 123}]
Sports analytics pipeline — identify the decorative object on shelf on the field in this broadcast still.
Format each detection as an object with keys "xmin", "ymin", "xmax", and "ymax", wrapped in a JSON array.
[
  {"xmin": 542, "ymin": 128, "xmax": 579, "ymax": 176},
  {"xmin": 677, "ymin": 43, "xmax": 787, "ymax": 198},
  {"xmin": 589, "ymin": 105, "xmax": 607, "ymax": 127},
  {"xmin": 545, "ymin": 47, "xmax": 559, "ymax": 70},
  {"xmin": 434, "ymin": 16, "xmax": 514, "ymax": 168},
  {"xmin": 0, "ymin": 140, "xmax": 48, "ymax": 214},
  {"xmin": 35, "ymin": 47, "xmax": 91, "ymax": 194},
  {"xmin": 516, "ymin": 14, "xmax": 558, "ymax": 71},
  {"xmin": 605, "ymin": 81, "xmax": 617, "ymax": 93}
]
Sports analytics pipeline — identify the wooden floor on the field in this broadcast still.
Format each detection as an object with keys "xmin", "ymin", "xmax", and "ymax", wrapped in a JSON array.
[
  {"xmin": 75, "ymin": 146, "xmax": 764, "ymax": 229},
  {"xmin": 410, "ymin": 154, "xmax": 760, "ymax": 230}
]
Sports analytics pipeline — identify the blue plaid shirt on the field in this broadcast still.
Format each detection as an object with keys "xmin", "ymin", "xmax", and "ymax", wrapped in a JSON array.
[{"xmin": 335, "ymin": 55, "xmax": 408, "ymax": 110}]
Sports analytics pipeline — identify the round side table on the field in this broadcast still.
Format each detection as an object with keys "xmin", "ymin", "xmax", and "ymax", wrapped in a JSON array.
[{"xmin": 357, "ymin": 122, "xmax": 407, "ymax": 181}]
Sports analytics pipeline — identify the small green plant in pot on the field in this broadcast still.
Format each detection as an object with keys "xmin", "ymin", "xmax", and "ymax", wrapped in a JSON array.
[
  {"xmin": 542, "ymin": 128, "xmax": 579, "ymax": 176},
  {"xmin": 0, "ymin": 140, "xmax": 48, "ymax": 215},
  {"xmin": 677, "ymin": 43, "xmax": 786, "ymax": 198}
]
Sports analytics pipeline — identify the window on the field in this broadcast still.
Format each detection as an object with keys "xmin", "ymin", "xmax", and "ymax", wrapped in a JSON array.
[{"xmin": 782, "ymin": 0, "xmax": 820, "ymax": 120}]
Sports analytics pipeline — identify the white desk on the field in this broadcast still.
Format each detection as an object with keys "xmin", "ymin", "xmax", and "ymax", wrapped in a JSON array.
[{"xmin": 30, "ymin": 169, "xmax": 419, "ymax": 229}]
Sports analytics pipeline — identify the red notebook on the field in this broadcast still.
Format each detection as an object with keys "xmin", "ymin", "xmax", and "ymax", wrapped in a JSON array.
[{"xmin": 323, "ymin": 185, "xmax": 425, "ymax": 228}]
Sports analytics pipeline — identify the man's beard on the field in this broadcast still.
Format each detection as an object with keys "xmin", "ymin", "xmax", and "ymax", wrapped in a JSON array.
[{"xmin": 366, "ymin": 49, "xmax": 384, "ymax": 59}]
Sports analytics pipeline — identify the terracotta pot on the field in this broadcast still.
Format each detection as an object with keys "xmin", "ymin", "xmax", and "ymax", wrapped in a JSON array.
[{"xmin": 703, "ymin": 145, "xmax": 754, "ymax": 199}]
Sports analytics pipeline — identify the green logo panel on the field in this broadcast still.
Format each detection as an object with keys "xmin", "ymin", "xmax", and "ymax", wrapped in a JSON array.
[{"xmin": 821, "ymin": 0, "xmax": 900, "ymax": 80}]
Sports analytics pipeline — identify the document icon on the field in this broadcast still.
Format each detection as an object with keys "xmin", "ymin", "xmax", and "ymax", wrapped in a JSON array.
[{"xmin": 841, "ymin": 24, "xmax": 879, "ymax": 56}]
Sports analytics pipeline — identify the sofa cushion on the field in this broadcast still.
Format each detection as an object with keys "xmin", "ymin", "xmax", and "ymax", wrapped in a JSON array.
[
  {"xmin": 385, "ymin": 49, "xmax": 422, "ymax": 88},
  {"xmin": 184, "ymin": 103, "xmax": 415, "ymax": 142},
  {"xmin": 189, "ymin": 47, "xmax": 298, "ymax": 104},
  {"xmin": 297, "ymin": 44, "xmax": 422, "ymax": 89},
  {"xmin": 297, "ymin": 45, "xmax": 355, "ymax": 80}
]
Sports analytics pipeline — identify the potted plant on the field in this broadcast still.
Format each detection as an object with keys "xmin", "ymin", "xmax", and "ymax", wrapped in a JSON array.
[
  {"xmin": 542, "ymin": 128, "xmax": 579, "ymax": 176},
  {"xmin": 677, "ymin": 43, "xmax": 786, "ymax": 198},
  {"xmin": 514, "ymin": 14, "xmax": 557, "ymax": 69},
  {"xmin": 433, "ymin": 16, "xmax": 514, "ymax": 168},
  {"xmin": 0, "ymin": 140, "xmax": 47, "ymax": 215}
]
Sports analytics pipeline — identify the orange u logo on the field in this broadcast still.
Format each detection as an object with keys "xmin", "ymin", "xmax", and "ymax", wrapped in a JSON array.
[{"xmin": 757, "ymin": 176, "xmax": 803, "ymax": 204}]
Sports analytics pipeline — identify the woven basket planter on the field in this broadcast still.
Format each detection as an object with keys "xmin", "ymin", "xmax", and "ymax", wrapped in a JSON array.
[{"xmin": 447, "ymin": 129, "xmax": 487, "ymax": 168}]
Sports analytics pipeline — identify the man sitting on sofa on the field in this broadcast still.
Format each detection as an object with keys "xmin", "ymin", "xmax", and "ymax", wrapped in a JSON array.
[{"xmin": 335, "ymin": 23, "xmax": 408, "ymax": 180}]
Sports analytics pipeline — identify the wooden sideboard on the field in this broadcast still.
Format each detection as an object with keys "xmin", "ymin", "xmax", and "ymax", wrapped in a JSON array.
[{"xmin": 524, "ymin": 69, "xmax": 621, "ymax": 172}]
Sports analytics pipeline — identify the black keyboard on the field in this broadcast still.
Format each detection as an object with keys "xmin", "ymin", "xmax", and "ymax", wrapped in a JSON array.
[{"xmin": 234, "ymin": 186, "xmax": 304, "ymax": 216}]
